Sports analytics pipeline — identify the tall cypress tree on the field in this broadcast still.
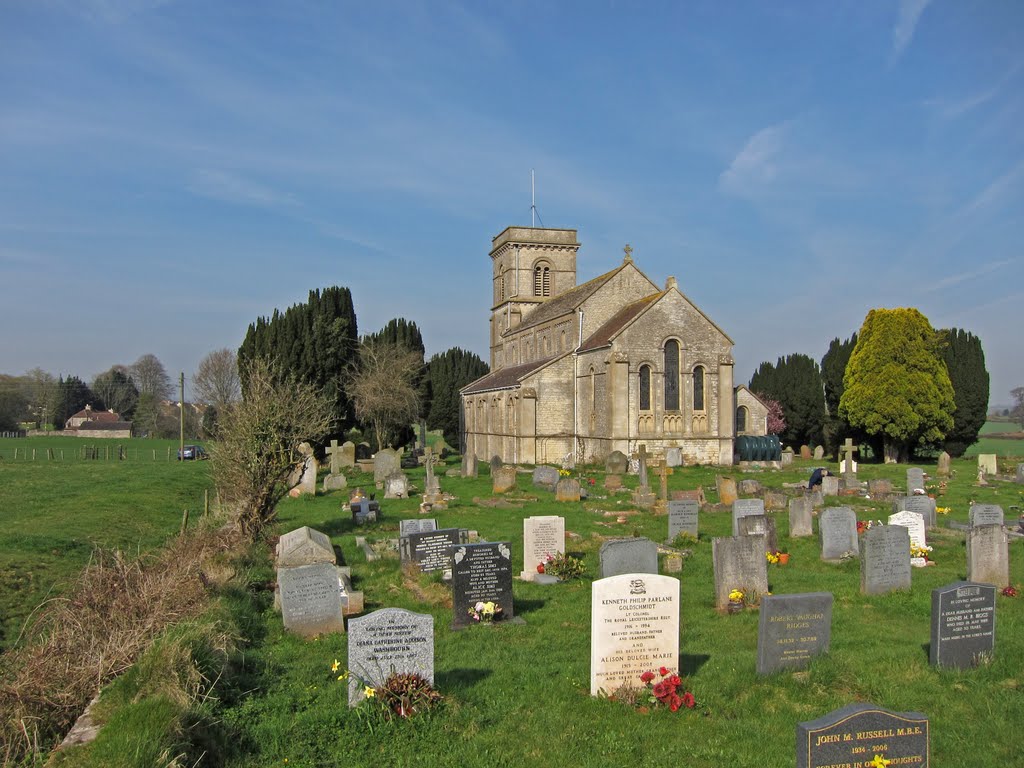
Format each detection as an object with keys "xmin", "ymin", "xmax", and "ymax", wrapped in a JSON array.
[
  {"xmin": 426, "ymin": 347, "xmax": 489, "ymax": 448},
  {"xmin": 363, "ymin": 318, "xmax": 428, "ymax": 420},
  {"xmin": 939, "ymin": 328, "xmax": 989, "ymax": 457},
  {"xmin": 821, "ymin": 333, "xmax": 860, "ymax": 454},
  {"xmin": 749, "ymin": 353, "xmax": 825, "ymax": 447}
]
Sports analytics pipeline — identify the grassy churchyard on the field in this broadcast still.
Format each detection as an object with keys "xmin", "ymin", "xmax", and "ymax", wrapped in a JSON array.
[{"xmin": 1, "ymin": 434, "xmax": 1023, "ymax": 767}]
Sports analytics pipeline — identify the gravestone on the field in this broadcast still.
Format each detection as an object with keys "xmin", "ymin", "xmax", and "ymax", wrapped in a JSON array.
[
  {"xmin": 840, "ymin": 438, "xmax": 857, "ymax": 486},
  {"xmin": 340, "ymin": 440, "xmax": 356, "ymax": 468},
  {"xmin": 451, "ymin": 542, "xmax": 516, "ymax": 627},
  {"xmin": 738, "ymin": 479, "xmax": 762, "ymax": 495},
  {"xmin": 738, "ymin": 514, "xmax": 777, "ymax": 553},
  {"xmin": 374, "ymin": 449, "xmax": 400, "ymax": 483},
  {"xmin": 812, "ymin": 445, "xmax": 824, "ymax": 460},
  {"xmin": 278, "ymin": 562, "xmax": 346, "ymax": 637},
  {"xmin": 977, "ymin": 453, "xmax": 997, "ymax": 477},
  {"xmin": 860, "ymin": 525, "xmax": 911, "ymax": 595},
  {"xmin": 966, "ymin": 524, "xmax": 1009, "ymax": 588},
  {"xmin": 868, "ymin": 478, "xmax": 893, "ymax": 496},
  {"xmin": 893, "ymin": 495, "xmax": 936, "ymax": 529},
  {"xmin": 399, "ymin": 528, "xmax": 463, "ymax": 574},
  {"xmin": 351, "ymin": 498, "xmax": 380, "ymax": 524},
  {"xmin": 555, "ymin": 477, "xmax": 581, "ymax": 502},
  {"xmin": 732, "ymin": 498, "xmax": 765, "ymax": 535},
  {"xmin": 489, "ymin": 455, "xmax": 503, "ymax": 473},
  {"xmin": 819, "ymin": 507, "xmax": 858, "ymax": 561},
  {"xmin": 590, "ymin": 573, "xmax": 679, "ymax": 696},
  {"xmin": 277, "ymin": 526, "xmax": 335, "ymax": 567},
  {"xmin": 291, "ymin": 443, "xmax": 318, "ymax": 496},
  {"xmin": 821, "ymin": 475, "xmax": 839, "ymax": 497},
  {"xmin": 764, "ymin": 491, "xmax": 785, "ymax": 511},
  {"xmin": 665, "ymin": 447, "xmax": 683, "ymax": 467},
  {"xmin": 797, "ymin": 703, "xmax": 929, "ymax": 768},
  {"xmin": 492, "ymin": 466, "xmax": 517, "ymax": 493},
  {"xmin": 604, "ymin": 474, "xmax": 623, "ymax": 491},
  {"xmin": 716, "ymin": 476, "xmax": 738, "ymax": 506},
  {"xmin": 711, "ymin": 534, "xmax": 769, "ymax": 609},
  {"xmin": 532, "ymin": 466, "xmax": 560, "ymax": 492},
  {"xmin": 969, "ymin": 504, "xmax": 1004, "ymax": 528},
  {"xmin": 323, "ymin": 473, "xmax": 347, "ymax": 492},
  {"xmin": 757, "ymin": 592, "xmax": 833, "ymax": 676},
  {"xmin": 906, "ymin": 467, "xmax": 925, "ymax": 494},
  {"xmin": 355, "ymin": 442, "xmax": 372, "ymax": 461},
  {"xmin": 423, "ymin": 448, "xmax": 440, "ymax": 494},
  {"xmin": 461, "ymin": 452, "xmax": 477, "ymax": 478},
  {"xmin": 384, "ymin": 470, "xmax": 410, "ymax": 499},
  {"xmin": 930, "ymin": 581, "xmax": 996, "ymax": 670},
  {"xmin": 936, "ymin": 451, "xmax": 951, "ymax": 477},
  {"xmin": 667, "ymin": 500, "xmax": 699, "ymax": 540},
  {"xmin": 1017, "ymin": 463, "xmax": 1024, "ymax": 484},
  {"xmin": 789, "ymin": 497, "xmax": 814, "ymax": 538},
  {"xmin": 605, "ymin": 450, "xmax": 628, "ymax": 474},
  {"xmin": 325, "ymin": 439, "xmax": 345, "ymax": 475},
  {"xmin": 632, "ymin": 446, "xmax": 655, "ymax": 507},
  {"xmin": 347, "ymin": 608, "xmax": 433, "ymax": 706},
  {"xmin": 399, "ymin": 518, "xmax": 437, "ymax": 537},
  {"xmin": 598, "ymin": 538, "xmax": 658, "ymax": 579},
  {"xmin": 888, "ymin": 510, "xmax": 927, "ymax": 550},
  {"xmin": 781, "ymin": 447, "xmax": 794, "ymax": 466},
  {"xmin": 672, "ymin": 487, "xmax": 706, "ymax": 505},
  {"xmin": 521, "ymin": 516, "xmax": 565, "ymax": 580},
  {"xmin": 799, "ymin": 445, "xmax": 812, "ymax": 459},
  {"xmin": 808, "ymin": 487, "xmax": 824, "ymax": 508}
]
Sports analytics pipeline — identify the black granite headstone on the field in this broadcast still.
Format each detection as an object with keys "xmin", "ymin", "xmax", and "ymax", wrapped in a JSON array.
[
  {"xmin": 930, "ymin": 581, "xmax": 996, "ymax": 669},
  {"xmin": 451, "ymin": 542, "xmax": 516, "ymax": 627},
  {"xmin": 797, "ymin": 702, "xmax": 929, "ymax": 768},
  {"xmin": 399, "ymin": 528, "xmax": 463, "ymax": 573}
]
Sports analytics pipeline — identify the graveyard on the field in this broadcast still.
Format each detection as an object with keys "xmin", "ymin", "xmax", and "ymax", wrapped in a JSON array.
[{"xmin": 1, "ymin": 437, "xmax": 1023, "ymax": 766}]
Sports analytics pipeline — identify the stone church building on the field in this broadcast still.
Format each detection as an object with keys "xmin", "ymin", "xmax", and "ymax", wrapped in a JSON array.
[{"xmin": 461, "ymin": 226, "xmax": 767, "ymax": 466}]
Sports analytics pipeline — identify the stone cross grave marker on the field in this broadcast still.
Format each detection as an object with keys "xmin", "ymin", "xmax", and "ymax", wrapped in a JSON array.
[
  {"xmin": 590, "ymin": 573, "xmax": 679, "ymax": 696},
  {"xmin": 968, "ymin": 504, "xmax": 1003, "ymax": 528},
  {"xmin": 598, "ymin": 537, "xmax": 658, "ymax": 579},
  {"xmin": 637, "ymin": 444, "xmax": 649, "ymax": 489},
  {"xmin": 819, "ymin": 507, "xmax": 858, "ymax": 562},
  {"xmin": 906, "ymin": 467, "xmax": 925, "ymax": 494},
  {"xmin": 278, "ymin": 562, "xmax": 346, "ymax": 637},
  {"xmin": 522, "ymin": 515, "xmax": 565, "ymax": 581},
  {"xmin": 796, "ymin": 702, "xmax": 929, "ymax": 768},
  {"xmin": 451, "ymin": 542, "xmax": 516, "ymax": 628},
  {"xmin": 930, "ymin": 581, "xmax": 995, "ymax": 670},
  {"xmin": 351, "ymin": 498, "xmax": 380, "ymax": 525},
  {"xmin": 888, "ymin": 510, "xmax": 927, "ymax": 566},
  {"xmin": 400, "ymin": 528, "xmax": 464, "ymax": 575},
  {"xmin": 399, "ymin": 518, "xmax": 437, "ymax": 537},
  {"xmin": 732, "ymin": 498, "xmax": 765, "ymax": 536},
  {"xmin": 423, "ymin": 448, "xmax": 440, "ymax": 496},
  {"xmin": 325, "ymin": 439, "xmax": 344, "ymax": 476},
  {"xmin": 667, "ymin": 500, "xmax": 699, "ymax": 540},
  {"xmin": 840, "ymin": 438, "xmax": 857, "ymax": 486},
  {"xmin": 966, "ymin": 524, "xmax": 1009, "ymax": 588},
  {"xmin": 712, "ymin": 534, "xmax": 769, "ymax": 609},
  {"xmin": 860, "ymin": 524, "xmax": 911, "ymax": 595},
  {"xmin": 789, "ymin": 497, "xmax": 813, "ymax": 538},
  {"xmin": 657, "ymin": 465, "xmax": 669, "ymax": 501},
  {"xmin": 347, "ymin": 608, "xmax": 434, "ymax": 706},
  {"xmin": 757, "ymin": 592, "xmax": 833, "ymax": 676},
  {"xmin": 277, "ymin": 526, "xmax": 335, "ymax": 568}
]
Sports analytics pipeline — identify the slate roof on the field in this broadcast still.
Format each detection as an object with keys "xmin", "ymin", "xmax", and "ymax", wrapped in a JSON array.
[
  {"xmin": 577, "ymin": 292, "xmax": 662, "ymax": 352},
  {"xmin": 503, "ymin": 264, "xmax": 626, "ymax": 336},
  {"xmin": 461, "ymin": 356, "xmax": 560, "ymax": 395}
]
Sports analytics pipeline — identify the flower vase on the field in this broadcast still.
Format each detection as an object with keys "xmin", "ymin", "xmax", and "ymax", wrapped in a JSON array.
[
  {"xmin": 727, "ymin": 601, "xmax": 743, "ymax": 614},
  {"xmin": 778, "ymin": 553, "xmax": 790, "ymax": 565}
]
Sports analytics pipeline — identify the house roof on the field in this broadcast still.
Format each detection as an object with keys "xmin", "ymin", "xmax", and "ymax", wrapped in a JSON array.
[
  {"xmin": 735, "ymin": 385, "xmax": 770, "ymax": 409},
  {"xmin": 578, "ymin": 291, "xmax": 662, "ymax": 352},
  {"xmin": 68, "ymin": 408, "xmax": 121, "ymax": 422},
  {"xmin": 77, "ymin": 421, "xmax": 133, "ymax": 431},
  {"xmin": 461, "ymin": 356, "xmax": 560, "ymax": 395},
  {"xmin": 503, "ymin": 264, "xmax": 627, "ymax": 336}
]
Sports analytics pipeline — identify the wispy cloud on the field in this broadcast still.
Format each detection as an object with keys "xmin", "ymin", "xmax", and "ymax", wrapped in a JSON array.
[
  {"xmin": 924, "ymin": 64, "xmax": 1021, "ymax": 120},
  {"xmin": 963, "ymin": 159, "xmax": 1024, "ymax": 216},
  {"xmin": 892, "ymin": 0, "xmax": 933, "ymax": 59},
  {"xmin": 718, "ymin": 123, "xmax": 789, "ymax": 196},
  {"xmin": 923, "ymin": 258, "xmax": 1017, "ymax": 292},
  {"xmin": 187, "ymin": 169, "xmax": 299, "ymax": 209}
]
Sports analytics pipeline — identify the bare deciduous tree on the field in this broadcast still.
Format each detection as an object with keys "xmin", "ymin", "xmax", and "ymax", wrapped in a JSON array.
[
  {"xmin": 131, "ymin": 354, "xmax": 172, "ymax": 400},
  {"xmin": 211, "ymin": 357, "xmax": 335, "ymax": 538},
  {"xmin": 192, "ymin": 348, "xmax": 241, "ymax": 411},
  {"xmin": 348, "ymin": 341, "xmax": 422, "ymax": 451}
]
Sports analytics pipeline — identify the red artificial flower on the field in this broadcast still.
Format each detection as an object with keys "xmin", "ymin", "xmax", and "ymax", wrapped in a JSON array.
[
  {"xmin": 659, "ymin": 666, "xmax": 670, "ymax": 676},
  {"xmin": 682, "ymin": 692, "xmax": 696, "ymax": 709},
  {"xmin": 536, "ymin": 563, "xmax": 545, "ymax": 574},
  {"xmin": 668, "ymin": 674, "xmax": 682, "ymax": 687},
  {"xmin": 669, "ymin": 700, "xmax": 680, "ymax": 712},
  {"xmin": 639, "ymin": 670, "xmax": 656, "ymax": 684},
  {"xmin": 652, "ymin": 681, "xmax": 673, "ymax": 701}
]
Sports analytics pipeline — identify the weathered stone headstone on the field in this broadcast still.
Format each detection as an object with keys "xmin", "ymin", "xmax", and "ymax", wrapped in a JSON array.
[
  {"xmin": 277, "ymin": 526, "xmax": 335, "ymax": 568},
  {"xmin": 667, "ymin": 500, "xmax": 699, "ymax": 540},
  {"xmin": 555, "ymin": 477, "xmax": 581, "ymax": 502},
  {"xmin": 860, "ymin": 524, "xmax": 911, "ymax": 595},
  {"xmin": 278, "ymin": 562, "xmax": 345, "ymax": 637},
  {"xmin": 339, "ymin": 440, "xmax": 356, "ymax": 468},
  {"xmin": 807, "ymin": 487, "xmax": 824, "ymax": 508},
  {"xmin": 374, "ymin": 449, "xmax": 400, "ymax": 483},
  {"xmin": 906, "ymin": 467, "xmax": 926, "ymax": 494},
  {"xmin": 399, "ymin": 528, "xmax": 463, "ymax": 574},
  {"xmin": 812, "ymin": 445, "xmax": 824, "ymax": 460},
  {"xmin": 789, "ymin": 497, "xmax": 813, "ymax": 538},
  {"xmin": 893, "ymin": 495, "xmax": 936, "ymax": 529},
  {"xmin": 799, "ymin": 445, "xmax": 812, "ymax": 459},
  {"xmin": 605, "ymin": 450, "xmax": 628, "ymax": 474},
  {"xmin": 977, "ymin": 453, "xmax": 997, "ymax": 477},
  {"xmin": 732, "ymin": 498, "xmax": 765, "ymax": 535},
  {"xmin": 1017, "ymin": 463, "xmax": 1024, "ymax": 484},
  {"xmin": 821, "ymin": 475, "xmax": 839, "ymax": 497},
  {"xmin": 966, "ymin": 524, "xmax": 1009, "ymax": 588},
  {"xmin": 347, "ymin": 608, "xmax": 434, "ymax": 706},
  {"xmin": 764, "ymin": 491, "xmax": 786, "ymax": 511},
  {"xmin": 716, "ymin": 475, "xmax": 738, "ymax": 506},
  {"xmin": 631, "ymin": 446, "xmax": 655, "ymax": 507},
  {"xmin": 868, "ymin": 478, "xmax": 893, "ymax": 496},
  {"xmin": 492, "ymin": 465, "xmax": 517, "ymax": 493},
  {"xmin": 590, "ymin": 573, "xmax": 679, "ymax": 696},
  {"xmin": 781, "ymin": 447, "xmax": 794, "ymax": 466},
  {"xmin": 969, "ymin": 504, "xmax": 1004, "ymax": 528},
  {"xmin": 757, "ymin": 592, "xmax": 833, "ymax": 676},
  {"xmin": 522, "ymin": 516, "xmax": 565, "ymax": 580},
  {"xmin": 665, "ymin": 447, "xmax": 683, "ymax": 467},
  {"xmin": 930, "ymin": 581, "xmax": 996, "ymax": 669},
  {"xmin": 451, "ymin": 542, "xmax": 515, "ymax": 627},
  {"xmin": 384, "ymin": 470, "xmax": 409, "ymax": 499},
  {"xmin": 672, "ymin": 487, "xmax": 706, "ymax": 505},
  {"xmin": 532, "ymin": 466, "xmax": 560, "ymax": 492},
  {"xmin": 796, "ymin": 703, "xmax": 929, "ymax": 768},
  {"xmin": 489, "ymin": 455, "xmax": 503, "ymax": 473},
  {"xmin": 604, "ymin": 474, "xmax": 623, "ymax": 491},
  {"xmin": 738, "ymin": 479, "xmax": 762, "ymax": 495},
  {"xmin": 936, "ymin": 451, "xmax": 951, "ymax": 477},
  {"xmin": 712, "ymin": 534, "xmax": 769, "ymax": 609},
  {"xmin": 819, "ymin": 507, "xmax": 858, "ymax": 561},
  {"xmin": 323, "ymin": 472, "xmax": 347, "ymax": 492},
  {"xmin": 598, "ymin": 538, "xmax": 658, "ymax": 579},
  {"xmin": 738, "ymin": 514, "xmax": 777, "ymax": 553},
  {"xmin": 290, "ymin": 442, "xmax": 318, "ymax": 496},
  {"xmin": 399, "ymin": 518, "xmax": 437, "ymax": 537}
]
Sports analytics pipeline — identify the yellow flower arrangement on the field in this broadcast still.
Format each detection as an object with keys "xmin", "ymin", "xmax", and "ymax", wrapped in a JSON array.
[{"xmin": 728, "ymin": 589, "xmax": 745, "ymax": 603}]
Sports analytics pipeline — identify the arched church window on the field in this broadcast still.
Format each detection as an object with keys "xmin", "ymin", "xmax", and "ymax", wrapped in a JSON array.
[
  {"xmin": 736, "ymin": 405, "xmax": 747, "ymax": 433},
  {"xmin": 498, "ymin": 267, "xmax": 506, "ymax": 302},
  {"xmin": 664, "ymin": 340, "xmax": 680, "ymax": 411},
  {"xmin": 639, "ymin": 365, "xmax": 651, "ymax": 411},
  {"xmin": 533, "ymin": 262, "xmax": 551, "ymax": 297},
  {"xmin": 693, "ymin": 365, "xmax": 705, "ymax": 412}
]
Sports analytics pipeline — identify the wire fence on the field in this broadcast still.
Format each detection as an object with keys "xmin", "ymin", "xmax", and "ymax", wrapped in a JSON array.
[{"xmin": 0, "ymin": 444, "xmax": 190, "ymax": 461}]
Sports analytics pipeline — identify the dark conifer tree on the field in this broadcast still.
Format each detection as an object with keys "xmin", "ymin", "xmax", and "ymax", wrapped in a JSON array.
[
  {"xmin": 749, "ymin": 353, "xmax": 825, "ymax": 448},
  {"xmin": 939, "ymin": 328, "xmax": 989, "ymax": 457},
  {"xmin": 821, "ymin": 333, "xmax": 861, "ymax": 454},
  {"xmin": 425, "ymin": 347, "xmax": 489, "ymax": 448}
]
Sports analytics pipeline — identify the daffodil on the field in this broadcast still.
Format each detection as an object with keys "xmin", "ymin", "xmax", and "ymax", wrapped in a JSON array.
[
  {"xmin": 331, "ymin": 659, "xmax": 340, "ymax": 673},
  {"xmin": 364, "ymin": 686, "xmax": 376, "ymax": 698},
  {"xmin": 869, "ymin": 755, "xmax": 891, "ymax": 768}
]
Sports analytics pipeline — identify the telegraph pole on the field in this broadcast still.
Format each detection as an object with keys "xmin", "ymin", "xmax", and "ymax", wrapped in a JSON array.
[{"xmin": 179, "ymin": 371, "xmax": 185, "ymax": 460}]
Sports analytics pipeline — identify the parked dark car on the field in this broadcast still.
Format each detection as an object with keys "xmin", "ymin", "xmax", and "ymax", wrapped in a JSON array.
[{"xmin": 178, "ymin": 445, "xmax": 208, "ymax": 460}]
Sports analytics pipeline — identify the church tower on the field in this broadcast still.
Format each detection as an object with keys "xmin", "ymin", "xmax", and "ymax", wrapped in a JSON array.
[{"xmin": 488, "ymin": 226, "xmax": 579, "ymax": 370}]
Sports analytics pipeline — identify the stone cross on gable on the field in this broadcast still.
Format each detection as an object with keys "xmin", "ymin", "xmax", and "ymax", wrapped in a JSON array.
[
  {"xmin": 841, "ymin": 438, "xmax": 857, "ymax": 484},
  {"xmin": 623, "ymin": 243, "xmax": 633, "ymax": 262},
  {"xmin": 326, "ymin": 439, "xmax": 344, "ymax": 475}
]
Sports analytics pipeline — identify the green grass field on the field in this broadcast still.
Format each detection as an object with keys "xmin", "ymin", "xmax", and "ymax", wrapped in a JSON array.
[{"xmin": 3, "ymin": 431, "xmax": 1023, "ymax": 767}]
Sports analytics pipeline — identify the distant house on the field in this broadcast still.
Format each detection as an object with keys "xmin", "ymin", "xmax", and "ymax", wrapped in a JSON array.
[{"xmin": 64, "ymin": 404, "xmax": 133, "ymax": 438}]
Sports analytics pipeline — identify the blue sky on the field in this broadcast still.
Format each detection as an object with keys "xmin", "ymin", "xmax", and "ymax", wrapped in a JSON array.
[{"xmin": 2, "ymin": 0, "xmax": 1022, "ymax": 406}]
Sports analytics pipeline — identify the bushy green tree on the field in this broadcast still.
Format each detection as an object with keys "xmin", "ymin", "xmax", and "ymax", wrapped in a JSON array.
[
  {"xmin": 239, "ymin": 286, "xmax": 358, "ymax": 432},
  {"xmin": 748, "ymin": 353, "xmax": 825, "ymax": 447},
  {"xmin": 839, "ymin": 308, "xmax": 954, "ymax": 463},
  {"xmin": 426, "ymin": 347, "xmax": 489, "ymax": 448},
  {"xmin": 939, "ymin": 328, "xmax": 989, "ymax": 457},
  {"xmin": 52, "ymin": 376, "xmax": 96, "ymax": 429},
  {"xmin": 0, "ymin": 376, "xmax": 28, "ymax": 430}
]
